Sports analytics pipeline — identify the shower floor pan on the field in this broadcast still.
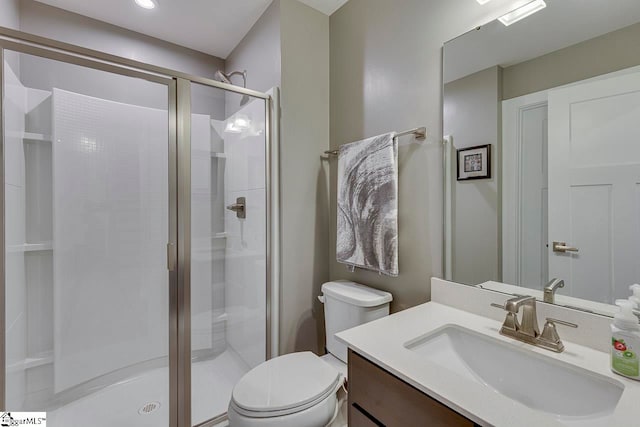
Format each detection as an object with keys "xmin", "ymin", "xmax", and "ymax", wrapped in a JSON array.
[{"xmin": 48, "ymin": 349, "xmax": 249, "ymax": 426}]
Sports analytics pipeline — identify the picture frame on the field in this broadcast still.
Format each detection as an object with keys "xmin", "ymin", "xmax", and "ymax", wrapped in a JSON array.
[{"xmin": 457, "ymin": 144, "xmax": 491, "ymax": 181}]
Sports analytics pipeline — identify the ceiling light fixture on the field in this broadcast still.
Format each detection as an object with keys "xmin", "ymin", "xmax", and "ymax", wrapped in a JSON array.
[
  {"xmin": 476, "ymin": 0, "xmax": 492, "ymax": 4},
  {"xmin": 498, "ymin": 0, "xmax": 546, "ymax": 26},
  {"xmin": 134, "ymin": 0, "xmax": 158, "ymax": 10}
]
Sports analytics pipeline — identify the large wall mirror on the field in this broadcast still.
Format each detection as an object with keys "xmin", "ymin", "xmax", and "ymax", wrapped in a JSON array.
[{"xmin": 443, "ymin": 0, "xmax": 640, "ymax": 316}]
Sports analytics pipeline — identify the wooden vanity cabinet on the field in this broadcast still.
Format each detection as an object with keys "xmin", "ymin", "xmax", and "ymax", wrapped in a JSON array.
[{"xmin": 348, "ymin": 349, "xmax": 478, "ymax": 427}]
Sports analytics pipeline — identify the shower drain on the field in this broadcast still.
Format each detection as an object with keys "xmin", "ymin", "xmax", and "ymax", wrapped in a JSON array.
[{"xmin": 138, "ymin": 401, "xmax": 161, "ymax": 415}]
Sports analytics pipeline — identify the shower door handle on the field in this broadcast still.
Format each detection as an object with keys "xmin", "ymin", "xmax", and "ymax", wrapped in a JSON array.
[
  {"xmin": 226, "ymin": 197, "xmax": 246, "ymax": 219},
  {"xmin": 552, "ymin": 241, "xmax": 579, "ymax": 253},
  {"xmin": 167, "ymin": 243, "xmax": 176, "ymax": 271}
]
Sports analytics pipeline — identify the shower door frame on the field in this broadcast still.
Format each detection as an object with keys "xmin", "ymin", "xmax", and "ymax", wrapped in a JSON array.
[{"xmin": 0, "ymin": 26, "xmax": 278, "ymax": 427}]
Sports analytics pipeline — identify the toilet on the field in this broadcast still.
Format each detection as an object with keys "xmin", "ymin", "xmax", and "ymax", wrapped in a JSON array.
[{"xmin": 228, "ymin": 280, "xmax": 393, "ymax": 427}]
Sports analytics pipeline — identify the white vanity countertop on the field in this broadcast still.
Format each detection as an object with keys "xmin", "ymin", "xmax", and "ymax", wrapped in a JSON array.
[{"xmin": 336, "ymin": 302, "xmax": 640, "ymax": 427}]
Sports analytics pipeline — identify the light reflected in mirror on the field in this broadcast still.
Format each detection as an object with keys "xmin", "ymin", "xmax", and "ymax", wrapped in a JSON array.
[{"xmin": 443, "ymin": 0, "xmax": 640, "ymax": 317}]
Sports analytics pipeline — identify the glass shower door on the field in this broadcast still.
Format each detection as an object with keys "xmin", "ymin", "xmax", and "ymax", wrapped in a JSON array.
[
  {"xmin": 188, "ymin": 82, "xmax": 268, "ymax": 425},
  {"xmin": 2, "ymin": 49, "xmax": 174, "ymax": 426}
]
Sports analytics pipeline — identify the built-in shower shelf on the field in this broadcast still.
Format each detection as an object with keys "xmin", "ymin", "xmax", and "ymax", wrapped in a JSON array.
[
  {"xmin": 5, "ymin": 131, "xmax": 52, "ymax": 142},
  {"xmin": 23, "ymin": 132, "xmax": 52, "ymax": 141},
  {"xmin": 192, "ymin": 150, "xmax": 226, "ymax": 159},
  {"xmin": 212, "ymin": 312, "xmax": 228, "ymax": 325},
  {"xmin": 7, "ymin": 241, "xmax": 53, "ymax": 253},
  {"xmin": 213, "ymin": 232, "xmax": 227, "ymax": 239},
  {"xmin": 6, "ymin": 351, "xmax": 53, "ymax": 373}
]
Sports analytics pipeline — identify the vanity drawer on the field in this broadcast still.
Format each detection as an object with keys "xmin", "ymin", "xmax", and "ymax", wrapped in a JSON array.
[
  {"xmin": 348, "ymin": 349, "xmax": 474, "ymax": 427},
  {"xmin": 350, "ymin": 403, "xmax": 383, "ymax": 427}
]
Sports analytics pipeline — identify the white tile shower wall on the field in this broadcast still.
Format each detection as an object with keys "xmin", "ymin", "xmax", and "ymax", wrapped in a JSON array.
[
  {"xmin": 191, "ymin": 113, "xmax": 214, "ymax": 352},
  {"xmin": 23, "ymin": 87, "xmax": 54, "ymax": 407},
  {"xmin": 210, "ymin": 120, "xmax": 227, "ymax": 238},
  {"xmin": 210, "ymin": 122, "xmax": 227, "ymax": 243},
  {"xmin": 25, "ymin": 89, "xmax": 53, "ymax": 138},
  {"xmin": 225, "ymin": 107, "xmax": 266, "ymax": 193},
  {"xmin": 52, "ymin": 89, "xmax": 169, "ymax": 392},
  {"xmin": 25, "ymin": 251, "xmax": 53, "ymax": 358},
  {"xmin": 24, "ymin": 133, "xmax": 52, "ymax": 245},
  {"xmin": 4, "ymin": 59, "xmax": 27, "ymax": 408},
  {"xmin": 224, "ymin": 99, "xmax": 267, "ymax": 369},
  {"xmin": 225, "ymin": 188, "xmax": 266, "ymax": 369},
  {"xmin": 210, "ymin": 120, "xmax": 228, "ymax": 354}
]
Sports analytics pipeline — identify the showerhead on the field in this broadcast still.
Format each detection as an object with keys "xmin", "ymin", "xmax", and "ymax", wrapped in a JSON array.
[
  {"xmin": 215, "ymin": 69, "xmax": 250, "ymax": 106},
  {"xmin": 239, "ymin": 94, "xmax": 250, "ymax": 106},
  {"xmin": 214, "ymin": 70, "xmax": 232, "ymax": 85},
  {"xmin": 215, "ymin": 70, "xmax": 247, "ymax": 86}
]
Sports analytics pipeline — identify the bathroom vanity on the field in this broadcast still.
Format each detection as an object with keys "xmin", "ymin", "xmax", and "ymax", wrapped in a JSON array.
[
  {"xmin": 337, "ymin": 278, "xmax": 640, "ymax": 427},
  {"xmin": 348, "ymin": 349, "xmax": 474, "ymax": 426}
]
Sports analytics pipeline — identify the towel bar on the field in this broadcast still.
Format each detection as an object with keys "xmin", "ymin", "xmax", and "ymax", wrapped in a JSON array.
[{"xmin": 323, "ymin": 127, "xmax": 426, "ymax": 157}]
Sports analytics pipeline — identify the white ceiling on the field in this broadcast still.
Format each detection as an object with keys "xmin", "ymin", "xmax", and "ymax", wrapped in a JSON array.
[
  {"xmin": 35, "ymin": 0, "xmax": 272, "ymax": 59},
  {"xmin": 34, "ymin": 0, "xmax": 348, "ymax": 59},
  {"xmin": 444, "ymin": 0, "xmax": 640, "ymax": 83}
]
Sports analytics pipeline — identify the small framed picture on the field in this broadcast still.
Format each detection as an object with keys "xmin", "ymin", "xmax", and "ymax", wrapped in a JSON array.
[{"xmin": 457, "ymin": 144, "xmax": 491, "ymax": 181}]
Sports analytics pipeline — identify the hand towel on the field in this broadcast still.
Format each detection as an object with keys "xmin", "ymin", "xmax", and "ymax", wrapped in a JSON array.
[{"xmin": 336, "ymin": 132, "xmax": 398, "ymax": 276}]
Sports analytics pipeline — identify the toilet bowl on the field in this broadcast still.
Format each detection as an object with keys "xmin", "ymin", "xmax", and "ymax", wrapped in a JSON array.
[
  {"xmin": 228, "ymin": 281, "xmax": 392, "ymax": 427},
  {"xmin": 228, "ymin": 352, "xmax": 343, "ymax": 427}
]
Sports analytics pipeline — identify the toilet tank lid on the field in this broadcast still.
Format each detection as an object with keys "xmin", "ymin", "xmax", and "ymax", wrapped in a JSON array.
[{"xmin": 321, "ymin": 281, "xmax": 392, "ymax": 307}]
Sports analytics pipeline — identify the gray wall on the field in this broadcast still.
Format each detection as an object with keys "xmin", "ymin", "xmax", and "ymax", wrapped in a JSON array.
[
  {"xmin": 0, "ymin": 0, "xmax": 20, "ymax": 29},
  {"xmin": 444, "ymin": 67, "xmax": 501, "ymax": 284},
  {"xmin": 226, "ymin": 0, "xmax": 282, "ymax": 115},
  {"xmin": 0, "ymin": 0, "xmax": 21, "ymax": 72},
  {"xmin": 279, "ymin": 0, "xmax": 330, "ymax": 355},
  {"xmin": 503, "ymin": 21, "xmax": 640, "ymax": 100},
  {"xmin": 18, "ymin": 0, "xmax": 223, "ymax": 79},
  {"xmin": 329, "ymin": 0, "xmax": 523, "ymax": 312}
]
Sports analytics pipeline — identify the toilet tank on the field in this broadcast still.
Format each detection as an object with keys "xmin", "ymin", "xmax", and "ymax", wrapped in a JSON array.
[{"xmin": 320, "ymin": 281, "xmax": 393, "ymax": 363}]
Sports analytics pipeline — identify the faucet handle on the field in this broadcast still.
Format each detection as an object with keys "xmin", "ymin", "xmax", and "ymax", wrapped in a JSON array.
[
  {"xmin": 490, "ymin": 295, "xmax": 536, "ymax": 313},
  {"xmin": 490, "ymin": 293, "xmax": 531, "ymax": 310},
  {"xmin": 540, "ymin": 318, "xmax": 578, "ymax": 352},
  {"xmin": 546, "ymin": 318, "xmax": 578, "ymax": 329},
  {"xmin": 490, "ymin": 303, "xmax": 520, "ymax": 331}
]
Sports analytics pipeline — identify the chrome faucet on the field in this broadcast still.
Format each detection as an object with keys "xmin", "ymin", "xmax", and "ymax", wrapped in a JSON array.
[
  {"xmin": 544, "ymin": 278, "xmax": 565, "ymax": 304},
  {"xmin": 492, "ymin": 295, "xmax": 577, "ymax": 353},
  {"xmin": 504, "ymin": 295, "xmax": 539, "ymax": 337}
]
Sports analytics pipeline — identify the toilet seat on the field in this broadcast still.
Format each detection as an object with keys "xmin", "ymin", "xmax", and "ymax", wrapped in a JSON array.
[{"xmin": 230, "ymin": 352, "xmax": 343, "ymax": 419}]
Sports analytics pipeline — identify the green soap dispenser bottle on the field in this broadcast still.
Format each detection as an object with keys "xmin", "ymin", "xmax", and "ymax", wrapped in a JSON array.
[{"xmin": 611, "ymin": 300, "xmax": 640, "ymax": 380}]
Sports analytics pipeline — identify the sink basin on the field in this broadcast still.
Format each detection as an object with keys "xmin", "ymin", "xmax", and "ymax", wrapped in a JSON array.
[{"xmin": 404, "ymin": 325, "xmax": 624, "ymax": 422}]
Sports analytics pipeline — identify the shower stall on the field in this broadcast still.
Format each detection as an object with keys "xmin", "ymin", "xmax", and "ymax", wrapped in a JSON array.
[{"xmin": 0, "ymin": 28, "xmax": 278, "ymax": 427}]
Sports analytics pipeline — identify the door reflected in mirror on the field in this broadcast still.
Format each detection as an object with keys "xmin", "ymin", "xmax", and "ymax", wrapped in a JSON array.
[{"xmin": 443, "ymin": 0, "xmax": 640, "ymax": 317}]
